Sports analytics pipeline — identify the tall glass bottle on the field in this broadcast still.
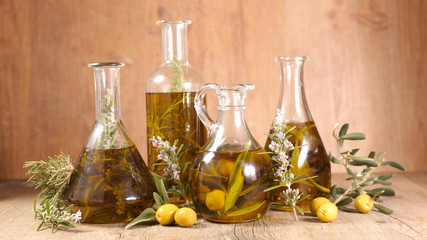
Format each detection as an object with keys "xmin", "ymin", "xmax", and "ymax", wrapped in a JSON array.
[
  {"xmin": 146, "ymin": 20, "xmax": 206, "ymax": 204},
  {"xmin": 265, "ymin": 57, "xmax": 331, "ymax": 211},
  {"xmin": 63, "ymin": 62, "xmax": 155, "ymax": 223},
  {"xmin": 190, "ymin": 84, "xmax": 273, "ymax": 223}
]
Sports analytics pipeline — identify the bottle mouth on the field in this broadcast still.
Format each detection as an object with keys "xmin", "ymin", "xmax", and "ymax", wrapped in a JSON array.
[
  {"xmin": 88, "ymin": 62, "xmax": 125, "ymax": 68},
  {"xmin": 275, "ymin": 56, "xmax": 308, "ymax": 62},
  {"xmin": 157, "ymin": 20, "xmax": 192, "ymax": 25}
]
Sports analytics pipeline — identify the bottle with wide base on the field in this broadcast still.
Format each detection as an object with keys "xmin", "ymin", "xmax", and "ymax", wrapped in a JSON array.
[
  {"xmin": 62, "ymin": 63, "xmax": 155, "ymax": 223},
  {"xmin": 265, "ymin": 57, "xmax": 331, "ymax": 211},
  {"xmin": 190, "ymin": 84, "xmax": 273, "ymax": 223}
]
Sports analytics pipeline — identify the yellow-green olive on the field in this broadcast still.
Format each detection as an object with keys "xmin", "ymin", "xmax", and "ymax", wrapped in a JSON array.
[
  {"xmin": 317, "ymin": 202, "xmax": 338, "ymax": 222},
  {"xmin": 354, "ymin": 194, "xmax": 374, "ymax": 213},
  {"xmin": 310, "ymin": 197, "xmax": 330, "ymax": 215},
  {"xmin": 174, "ymin": 207, "xmax": 197, "ymax": 227},
  {"xmin": 156, "ymin": 204, "xmax": 179, "ymax": 225},
  {"xmin": 205, "ymin": 189, "xmax": 226, "ymax": 211}
]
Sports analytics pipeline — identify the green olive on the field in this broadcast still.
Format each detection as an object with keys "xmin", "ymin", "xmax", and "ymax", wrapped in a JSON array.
[
  {"xmin": 310, "ymin": 197, "xmax": 330, "ymax": 215},
  {"xmin": 156, "ymin": 204, "xmax": 179, "ymax": 225},
  {"xmin": 317, "ymin": 202, "xmax": 338, "ymax": 222},
  {"xmin": 174, "ymin": 207, "xmax": 197, "ymax": 227},
  {"xmin": 354, "ymin": 194, "xmax": 374, "ymax": 213}
]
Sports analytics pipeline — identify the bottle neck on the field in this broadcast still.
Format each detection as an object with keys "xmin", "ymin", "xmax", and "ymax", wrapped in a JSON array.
[
  {"xmin": 160, "ymin": 21, "xmax": 189, "ymax": 64},
  {"xmin": 93, "ymin": 67, "xmax": 122, "ymax": 124},
  {"xmin": 213, "ymin": 107, "xmax": 260, "ymax": 150},
  {"xmin": 277, "ymin": 57, "xmax": 312, "ymax": 122}
]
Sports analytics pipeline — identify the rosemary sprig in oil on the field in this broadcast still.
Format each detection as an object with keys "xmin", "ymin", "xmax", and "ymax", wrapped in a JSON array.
[{"xmin": 167, "ymin": 56, "xmax": 187, "ymax": 92}]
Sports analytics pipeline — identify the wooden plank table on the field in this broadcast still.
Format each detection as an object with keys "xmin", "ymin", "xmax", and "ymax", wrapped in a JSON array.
[{"xmin": 0, "ymin": 173, "xmax": 426, "ymax": 240}]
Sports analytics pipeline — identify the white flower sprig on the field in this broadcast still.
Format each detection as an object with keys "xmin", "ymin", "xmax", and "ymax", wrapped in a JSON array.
[
  {"xmin": 150, "ymin": 136, "xmax": 190, "ymax": 204},
  {"xmin": 24, "ymin": 151, "xmax": 82, "ymax": 232},
  {"xmin": 33, "ymin": 199, "xmax": 82, "ymax": 232},
  {"xmin": 264, "ymin": 109, "xmax": 311, "ymax": 222}
]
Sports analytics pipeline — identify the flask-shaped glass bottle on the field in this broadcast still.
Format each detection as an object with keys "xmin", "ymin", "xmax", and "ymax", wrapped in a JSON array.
[
  {"xmin": 146, "ymin": 20, "xmax": 206, "ymax": 204},
  {"xmin": 190, "ymin": 84, "xmax": 273, "ymax": 223},
  {"xmin": 63, "ymin": 62, "xmax": 155, "ymax": 223},
  {"xmin": 265, "ymin": 57, "xmax": 331, "ymax": 211}
]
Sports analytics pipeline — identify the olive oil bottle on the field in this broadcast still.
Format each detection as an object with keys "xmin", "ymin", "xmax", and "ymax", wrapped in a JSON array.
[
  {"xmin": 191, "ymin": 84, "xmax": 274, "ymax": 222},
  {"xmin": 62, "ymin": 63, "xmax": 155, "ymax": 223},
  {"xmin": 145, "ymin": 20, "xmax": 206, "ymax": 204},
  {"xmin": 265, "ymin": 57, "xmax": 331, "ymax": 211}
]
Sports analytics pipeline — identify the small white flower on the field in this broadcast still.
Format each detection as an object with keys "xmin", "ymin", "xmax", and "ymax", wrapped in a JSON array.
[{"xmin": 73, "ymin": 210, "xmax": 82, "ymax": 223}]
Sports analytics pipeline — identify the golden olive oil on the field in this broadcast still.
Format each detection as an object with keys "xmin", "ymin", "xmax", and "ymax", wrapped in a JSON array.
[
  {"xmin": 265, "ymin": 121, "xmax": 331, "ymax": 211},
  {"xmin": 190, "ymin": 148, "xmax": 273, "ymax": 223},
  {"xmin": 146, "ymin": 92, "xmax": 207, "ymax": 203},
  {"xmin": 62, "ymin": 146, "xmax": 155, "ymax": 223}
]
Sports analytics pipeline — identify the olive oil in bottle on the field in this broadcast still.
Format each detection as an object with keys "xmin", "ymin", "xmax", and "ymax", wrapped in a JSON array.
[
  {"xmin": 62, "ymin": 62, "xmax": 155, "ymax": 223},
  {"xmin": 191, "ymin": 148, "xmax": 273, "ymax": 223},
  {"xmin": 63, "ymin": 146, "xmax": 155, "ymax": 223},
  {"xmin": 265, "ymin": 121, "xmax": 331, "ymax": 211}
]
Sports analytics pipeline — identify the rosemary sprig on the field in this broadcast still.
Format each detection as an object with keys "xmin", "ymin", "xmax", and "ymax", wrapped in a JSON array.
[
  {"xmin": 167, "ymin": 56, "xmax": 187, "ymax": 92},
  {"xmin": 98, "ymin": 88, "xmax": 128, "ymax": 149},
  {"xmin": 263, "ymin": 109, "xmax": 314, "ymax": 221},
  {"xmin": 149, "ymin": 136, "xmax": 190, "ymax": 205},
  {"xmin": 329, "ymin": 123, "xmax": 405, "ymax": 214},
  {"xmin": 24, "ymin": 151, "xmax": 81, "ymax": 232}
]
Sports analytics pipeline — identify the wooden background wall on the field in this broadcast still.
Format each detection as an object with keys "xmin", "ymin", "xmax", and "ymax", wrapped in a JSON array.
[{"xmin": 0, "ymin": 0, "xmax": 425, "ymax": 179}]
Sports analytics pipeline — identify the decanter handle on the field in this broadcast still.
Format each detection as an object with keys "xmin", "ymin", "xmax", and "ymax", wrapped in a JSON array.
[{"xmin": 194, "ymin": 83, "xmax": 218, "ymax": 135}]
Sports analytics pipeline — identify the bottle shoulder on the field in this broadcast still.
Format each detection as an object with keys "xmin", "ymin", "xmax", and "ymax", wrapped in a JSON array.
[{"xmin": 146, "ymin": 64, "xmax": 204, "ymax": 93}]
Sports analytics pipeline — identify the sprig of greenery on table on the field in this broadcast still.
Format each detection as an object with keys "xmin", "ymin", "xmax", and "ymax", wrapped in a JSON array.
[
  {"xmin": 24, "ymin": 151, "xmax": 81, "ymax": 232},
  {"xmin": 329, "ymin": 123, "xmax": 406, "ymax": 214}
]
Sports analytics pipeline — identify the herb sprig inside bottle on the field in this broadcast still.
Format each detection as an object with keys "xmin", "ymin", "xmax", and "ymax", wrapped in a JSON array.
[{"xmin": 263, "ymin": 109, "xmax": 316, "ymax": 221}]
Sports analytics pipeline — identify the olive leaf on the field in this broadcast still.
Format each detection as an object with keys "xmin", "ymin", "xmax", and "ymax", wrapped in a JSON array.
[
  {"xmin": 348, "ymin": 159, "xmax": 379, "ymax": 167},
  {"xmin": 227, "ymin": 144, "xmax": 250, "ymax": 192},
  {"xmin": 381, "ymin": 160, "xmax": 406, "ymax": 171},
  {"xmin": 224, "ymin": 175, "xmax": 244, "ymax": 212},
  {"xmin": 340, "ymin": 132, "xmax": 366, "ymax": 140},
  {"xmin": 125, "ymin": 208, "xmax": 157, "ymax": 229},
  {"xmin": 151, "ymin": 172, "xmax": 169, "ymax": 203},
  {"xmin": 373, "ymin": 179, "xmax": 392, "ymax": 186},
  {"xmin": 367, "ymin": 187, "xmax": 395, "ymax": 197},
  {"xmin": 153, "ymin": 192, "xmax": 164, "ymax": 207},
  {"xmin": 226, "ymin": 201, "xmax": 266, "ymax": 217},
  {"xmin": 329, "ymin": 152, "xmax": 341, "ymax": 164},
  {"xmin": 338, "ymin": 123, "xmax": 349, "ymax": 147},
  {"xmin": 377, "ymin": 174, "xmax": 393, "ymax": 181},
  {"xmin": 336, "ymin": 197, "xmax": 353, "ymax": 206},
  {"xmin": 374, "ymin": 204, "xmax": 393, "ymax": 215}
]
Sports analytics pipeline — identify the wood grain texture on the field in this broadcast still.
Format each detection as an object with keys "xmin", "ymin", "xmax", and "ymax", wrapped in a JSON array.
[
  {"xmin": 0, "ymin": 173, "xmax": 426, "ymax": 239},
  {"xmin": 0, "ymin": 0, "xmax": 426, "ymax": 179}
]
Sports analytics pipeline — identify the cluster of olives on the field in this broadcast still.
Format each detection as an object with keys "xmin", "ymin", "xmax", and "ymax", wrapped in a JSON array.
[
  {"xmin": 155, "ymin": 204, "xmax": 197, "ymax": 227},
  {"xmin": 153, "ymin": 195, "xmax": 375, "ymax": 226},
  {"xmin": 310, "ymin": 194, "xmax": 374, "ymax": 222}
]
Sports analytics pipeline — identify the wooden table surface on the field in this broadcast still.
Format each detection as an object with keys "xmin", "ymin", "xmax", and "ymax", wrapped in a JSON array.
[{"xmin": 0, "ymin": 173, "xmax": 426, "ymax": 240}]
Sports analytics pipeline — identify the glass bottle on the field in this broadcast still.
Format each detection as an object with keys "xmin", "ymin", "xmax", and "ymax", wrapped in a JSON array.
[
  {"xmin": 146, "ymin": 20, "xmax": 206, "ymax": 204},
  {"xmin": 190, "ymin": 84, "xmax": 273, "ymax": 223},
  {"xmin": 63, "ymin": 62, "xmax": 155, "ymax": 223},
  {"xmin": 265, "ymin": 57, "xmax": 331, "ymax": 211}
]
